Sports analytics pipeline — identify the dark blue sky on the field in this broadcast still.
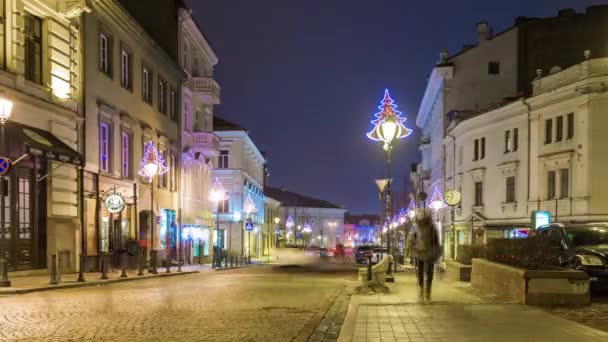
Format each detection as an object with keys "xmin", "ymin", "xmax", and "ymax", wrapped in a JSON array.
[{"xmin": 186, "ymin": 0, "xmax": 605, "ymax": 214}]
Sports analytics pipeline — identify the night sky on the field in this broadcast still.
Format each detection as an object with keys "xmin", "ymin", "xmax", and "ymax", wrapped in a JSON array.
[{"xmin": 186, "ymin": 0, "xmax": 605, "ymax": 214}]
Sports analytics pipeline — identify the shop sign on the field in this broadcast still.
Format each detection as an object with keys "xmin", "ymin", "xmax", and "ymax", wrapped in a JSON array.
[
  {"xmin": 103, "ymin": 190, "xmax": 126, "ymax": 214},
  {"xmin": 532, "ymin": 211, "xmax": 551, "ymax": 229}
]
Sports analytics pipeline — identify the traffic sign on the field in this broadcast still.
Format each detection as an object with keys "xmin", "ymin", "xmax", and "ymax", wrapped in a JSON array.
[
  {"xmin": 245, "ymin": 222, "xmax": 254, "ymax": 231},
  {"xmin": 0, "ymin": 156, "xmax": 12, "ymax": 176}
]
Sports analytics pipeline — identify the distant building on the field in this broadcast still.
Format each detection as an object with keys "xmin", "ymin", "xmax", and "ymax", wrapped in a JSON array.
[
  {"xmin": 213, "ymin": 117, "xmax": 266, "ymax": 258},
  {"xmin": 265, "ymin": 187, "xmax": 347, "ymax": 248},
  {"xmin": 414, "ymin": 6, "xmax": 608, "ymax": 259}
]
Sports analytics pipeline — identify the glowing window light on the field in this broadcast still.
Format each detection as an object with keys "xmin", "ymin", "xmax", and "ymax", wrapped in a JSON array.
[
  {"xmin": 138, "ymin": 141, "xmax": 168, "ymax": 181},
  {"xmin": 366, "ymin": 89, "xmax": 413, "ymax": 150}
]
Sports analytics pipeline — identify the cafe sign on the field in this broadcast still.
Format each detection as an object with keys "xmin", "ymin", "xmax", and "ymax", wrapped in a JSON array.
[{"xmin": 103, "ymin": 188, "xmax": 126, "ymax": 214}]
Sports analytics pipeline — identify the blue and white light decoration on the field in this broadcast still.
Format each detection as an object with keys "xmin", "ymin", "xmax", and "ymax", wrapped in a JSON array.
[
  {"xmin": 406, "ymin": 199, "xmax": 417, "ymax": 219},
  {"xmin": 397, "ymin": 208, "xmax": 408, "ymax": 224},
  {"xmin": 366, "ymin": 89, "xmax": 413, "ymax": 150},
  {"xmin": 428, "ymin": 187, "xmax": 446, "ymax": 211}
]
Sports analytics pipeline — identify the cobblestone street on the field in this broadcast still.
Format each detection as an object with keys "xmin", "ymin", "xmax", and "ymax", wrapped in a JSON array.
[{"xmin": 0, "ymin": 265, "xmax": 354, "ymax": 342}]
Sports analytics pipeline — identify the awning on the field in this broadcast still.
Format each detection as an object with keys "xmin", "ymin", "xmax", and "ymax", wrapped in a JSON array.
[{"xmin": 4, "ymin": 121, "xmax": 83, "ymax": 166}]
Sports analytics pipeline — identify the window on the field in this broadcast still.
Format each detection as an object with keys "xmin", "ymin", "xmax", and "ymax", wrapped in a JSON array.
[
  {"xmin": 556, "ymin": 116, "xmax": 563, "ymax": 142},
  {"xmin": 488, "ymin": 61, "xmax": 500, "ymax": 75},
  {"xmin": 474, "ymin": 182, "xmax": 483, "ymax": 206},
  {"xmin": 545, "ymin": 119, "xmax": 553, "ymax": 144},
  {"xmin": 504, "ymin": 130, "xmax": 511, "ymax": 153},
  {"xmin": 218, "ymin": 198, "xmax": 229, "ymax": 213},
  {"xmin": 142, "ymin": 67, "xmax": 153, "ymax": 104},
  {"xmin": 170, "ymin": 153, "xmax": 177, "ymax": 191},
  {"xmin": 506, "ymin": 176, "xmax": 515, "ymax": 203},
  {"xmin": 120, "ymin": 49, "xmax": 132, "ymax": 89},
  {"xmin": 170, "ymin": 88, "xmax": 177, "ymax": 121},
  {"xmin": 99, "ymin": 32, "xmax": 112, "ymax": 75},
  {"xmin": 473, "ymin": 139, "xmax": 479, "ymax": 161},
  {"xmin": 100, "ymin": 122, "xmax": 110, "ymax": 172},
  {"xmin": 218, "ymin": 150, "xmax": 229, "ymax": 169},
  {"xmin": 560, "ymin": 168, "xmax": 569, "ymax": 198},
  {"xmin": 158, "ymin": 80, "xmax": 166, "ymax": 114},
  {"xmin": 24, "ymin": 14, "xmax": 42, "ymax": 84},
  {"xmin": 159, "ymin": 149, "xmax": 167, "ymax": 188},
  {"xmin": 513, "ymin": 128, "xmax": 519, "ymax": 152},
  {"xmin": 121, "ymin": 132, "xmax": 130, "ymax": 178},
  {"xmin": 0, "ymin": 1, "xmax": 5, "ymax": 68},
  {"xmin": 567, "ymin": 113, "xmax": 574, "ymax": 139},
  {"xmin": 458, "ymin": 146, "xmax": 463, "ymax": 165},
  {"xmin": 481, "ymin": 137, "xmax": 485, "ymax": 159},
  {"xmin": 547, "ymin": 171, "xmax": 556, "ymax": 200}
]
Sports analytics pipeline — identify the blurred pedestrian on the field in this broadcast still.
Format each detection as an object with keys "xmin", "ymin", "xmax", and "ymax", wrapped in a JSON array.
[{"xmin": 408, "ymin": 209, "xmax": 441, "ymax": 302}]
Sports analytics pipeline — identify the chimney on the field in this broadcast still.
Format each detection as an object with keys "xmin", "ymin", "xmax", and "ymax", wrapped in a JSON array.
[
  {"xmin": 438, "ymin": 49, "xmax": 448, "ymax": 64},
  {"xmin": 476, "ymin": 21, "xmax": 491, "ymax": 42}
]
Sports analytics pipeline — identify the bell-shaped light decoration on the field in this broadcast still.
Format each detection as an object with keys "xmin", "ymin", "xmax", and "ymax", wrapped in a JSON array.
[
  {"xmin": 138, "ymin": 141, "xmax": 168, "ymax": 181},
  {"xmin": 243, "ymin": 193, "xmax": 258, "ymax": 214},
  {"xmin": 366, "ymin": 89, "xmax": 413, "ymax": 148},
  {"xmin": 209, "ymin": 178, "xmax": 227, "ymax": 203}
]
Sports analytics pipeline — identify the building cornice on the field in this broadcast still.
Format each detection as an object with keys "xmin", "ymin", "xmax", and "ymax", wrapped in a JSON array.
[
  {"xmin": 416, "ymin": 65, "xmax": 452, "ymax": 129},
  {"xmin": 179, "ymin": 8, "xmax": 218, "ymax": 66}
]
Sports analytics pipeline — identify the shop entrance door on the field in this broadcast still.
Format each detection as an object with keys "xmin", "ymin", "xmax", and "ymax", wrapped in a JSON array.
[{"xmin": 1, "ymin": 169, "xmax": 42, "ymax": 271}]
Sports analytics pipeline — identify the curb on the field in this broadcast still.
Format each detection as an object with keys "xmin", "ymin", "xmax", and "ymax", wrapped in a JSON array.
[
  {"xmin": 0, "ymin": 270, "xmax": 199, "ymax": 295},
  {"xmin": 213, "ymin": 265, "xmax": 250, "ymax": 271}
]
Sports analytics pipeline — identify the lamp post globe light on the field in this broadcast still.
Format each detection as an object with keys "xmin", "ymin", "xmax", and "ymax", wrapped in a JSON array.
[
  {"xmin": 273, "ymin": 217, "xmax": 280, "ymax": 248},
  {"xmin": 209, "ymin": 178, "xmax": 228, "ymax": 268},
  {"xmin": 138, "ymin": 141, "xmax": 168, "ymax": 275},
  {"xmin": 367, "ymin": 89, "xmax": 412, "ymax": 276},
  {"xmin": 0, "ymin": 95, "xmax": 13, "ymax": 287},
  {"xmin": 286, "ymin": 215, "xmax": 294, "ymax": 246}
]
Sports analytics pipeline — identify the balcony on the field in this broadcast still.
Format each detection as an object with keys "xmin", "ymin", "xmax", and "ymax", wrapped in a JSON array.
[
  {"xmin": 187, "ymin": 76, "xmax": 220, "ymax": 104},
  {"xmin": 192, "ymin": 131, "xmax": 220, "ymax": 157}
]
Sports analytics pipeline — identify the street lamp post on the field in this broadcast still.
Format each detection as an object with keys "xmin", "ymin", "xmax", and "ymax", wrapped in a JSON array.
[
  {"xmin": 0, "ymin": 95, "xmax": 13, "ymax": 287},
  {"xmin": 139, "ymin": 141, "xmax": 168, "ymax": 275},
  {"xmin": 286, "ymin": 215, "xmax": 294, "ymax": 247},
  {"xmin": 273, "ymin": 217, "xmax": 280, "ymax": 249},
  {"xmin": 209, "ymin": 178, "xmax": 227, "ymax": 268},
  {"xmin": 367, "ymin": 89, "xmax": 412, "ymax": 278},
  {"xmin": 243, "ymin": 193, "xmax": 257, "ymax": 263}
]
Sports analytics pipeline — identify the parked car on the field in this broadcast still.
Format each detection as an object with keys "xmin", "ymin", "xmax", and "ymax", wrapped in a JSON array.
[
  {"xmin": 532, "ymin": 223, "xmax": 608, "ymax": 292},
  {"xmin": 354, "ymin": 246, "xmax": 374, "ymax": 264},
  {"xmin": 320, "ymin": 248, "xmax": 334, "ymax": 258}
]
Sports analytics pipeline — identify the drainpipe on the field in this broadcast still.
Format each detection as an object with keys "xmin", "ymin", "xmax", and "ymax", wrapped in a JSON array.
[
  {"xmin": 77, "ymin": 13, "xmax": 87, "ymax": 282},
  {"xmin": 524, "ymin": 100, "xmax": 535, "ymax": 221}
]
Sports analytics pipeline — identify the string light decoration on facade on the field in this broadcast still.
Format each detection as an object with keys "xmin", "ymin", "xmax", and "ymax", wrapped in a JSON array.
[
  {"xmin": 138, "ymin": 140, "xmax": 168, "ymax": 181},
  {"xmin": 366, "ymin": 89, "xmax": 413, "ymax": 150},
  {"xmin": 428, "ymin": 187, "xmax": 446, "ymax": 211},
  {"xmin": 243, "ymin": 193, "xmax": 257, "ymax": 214}
]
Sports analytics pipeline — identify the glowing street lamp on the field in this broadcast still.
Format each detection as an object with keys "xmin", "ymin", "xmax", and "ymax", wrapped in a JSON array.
[
  {"xmin": 0, "ymin": 95, "xmax": 13, "ymax": 287},
  {"xmin": 367, "ymin": 89, "xmax": 412, "ymax": 274},
  {"xmin": 209, "ymin": 178, "xmax": 228, "ymax": 268},
  {"xmin": 138, "ymin": 141, "xmax": 168, "ymax": 275},
  {"xmin": 407, "ymin": 199, "xmax": 417, "ymax": 220}
]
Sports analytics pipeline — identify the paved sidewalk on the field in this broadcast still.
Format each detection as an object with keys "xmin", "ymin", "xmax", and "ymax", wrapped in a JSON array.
[
  {"xmin": 0, "ymin": 264, "xmax": 211, "ymax": 295},
  {"xmin": 338, "ymin": 272, "xmax": 608, "ymax": 342}
]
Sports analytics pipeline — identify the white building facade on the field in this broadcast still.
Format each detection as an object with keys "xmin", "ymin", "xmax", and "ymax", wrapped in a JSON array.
[
  {"xmin": 443, "ymin": 56, "xmax": 608, "ymax": 258},
  {"xmin": 212, "ymin": 117, "xmax": 265, "ymax": 258},
  {"xmin": 178, "ymin": 7, "xmax": 220, "ymax": 265}
]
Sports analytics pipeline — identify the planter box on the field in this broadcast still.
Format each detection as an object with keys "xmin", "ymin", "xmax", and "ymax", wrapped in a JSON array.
[
  {"xmin": 471, "ymin": 258, "xmax": 590, "ymax": 305},
  {"xmin": 446, "ymin": 261, "xmax": 472, "ymax": 282}
]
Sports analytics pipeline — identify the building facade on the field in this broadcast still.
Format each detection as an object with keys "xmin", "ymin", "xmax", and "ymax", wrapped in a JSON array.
[
  {"xmin": 265, "ymin": 187, "xmax": 346, "ymax": 249},
  {"xmin": 83, "ymin": 0, "xmax": 182, "ymax": 270},
  {"xmin": 444, "ymin": 56, "xmax": 608, "ymax": 258},
  {"xmin": 213, "ymin": 117, "xmax": 265, "ymax": 258},
  {"xmin": 1, "ymin": 0, "xmax": 85, "ymax": 273},
  {"xmin": 178, "ymin": 7, "xmax": 220, "ymax": 265},
  {"xmin": 414, "ymin": 6, "xmax": 608, "ymax": 259}
]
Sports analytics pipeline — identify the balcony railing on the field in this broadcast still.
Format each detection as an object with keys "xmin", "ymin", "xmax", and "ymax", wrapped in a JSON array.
[
  {"xmin": 187, "ymin": 76, "xmax": 220, "ymax": 104},
  {"xmin": 192, "ymin": 131, "xmax": 220, "ymax": 157}
]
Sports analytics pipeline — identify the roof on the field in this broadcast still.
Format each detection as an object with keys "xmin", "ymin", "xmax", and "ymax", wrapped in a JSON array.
[
  {"xmin": 213, "ymin": 116, "xmax": 247, "ymax": 132},
  {"xmin": 264, "ymin": 186, "xmax": 345, "ymax": 210}
]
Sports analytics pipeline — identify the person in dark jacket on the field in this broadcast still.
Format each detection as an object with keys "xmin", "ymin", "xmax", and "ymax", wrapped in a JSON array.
[{"xmin": 407, "ymin": 209, "xmax": 441, "ymax": 302}]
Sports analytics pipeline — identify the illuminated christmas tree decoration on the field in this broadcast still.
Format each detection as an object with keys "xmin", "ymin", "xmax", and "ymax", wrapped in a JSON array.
[
  {"xmin": 286, "ymin": 215, "xmax": 295, "ymax": 230},
  {"xmin": 209, "ymin": 178, "xmax": 228, "ymax": 203},
  {"xmin": 406, "ymin": 199, "xmax": 417, "ymax": 219},
  {"xmin": 138, "ymin": 140, "xmax": 168, "ymax": 181},
  {"xmin": 428, "ymin": 187, "xmax": 446, "ymax": 211},
  {"xmin": 366, "ymin": 89, "xmax": 413, "ymax": 150},
  {"xmin": 243, "ymin": 193, "xmax": 258, "ymax": 214},
  {"xmin": 398, "ymin": 208, "xmax": 407, "ymax": 224}
]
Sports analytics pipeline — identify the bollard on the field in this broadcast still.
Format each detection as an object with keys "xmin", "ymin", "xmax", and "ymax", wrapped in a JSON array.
[
  {"xmin": 367, "ymin": 255, "xmax": 372, "ymax": 282},
  {"xmin": 100, "ymin": 253, "xmax": 108, "ymax": 280},
  {"xmin": 137, "ymin": 251, "xmax": 145, "ymax": 276},
  {"xmin": 212, "ymin": 254, "xmax": 217, "ymax": 269},
  {"xmin": 230, "ymin": 256, "xmax": 234, "ymax": 268},
  {"xmin": 121, "ymin": 254, "xmax": 128, "ymax": 278},
  {"xmin": 224, "ymin": 255, "xmax": 228, "ymax": 268},
  {"xmin": 248, "ymin": 255, "xmax": 251, "ymax": 264},
  {"xmin": 177, "ymin": 258, "xmax": 182, "ymax": 273},
  {"xmin": 49, "ymin": 254, "xmax": 59, "ymax": 285},
  {"xmin": 165, "ymin": 259, "xmax": 171, "ymax": 274},
  {"xmin": 151, "ymin": 250, "xmax": 158, "ymax": 274}
]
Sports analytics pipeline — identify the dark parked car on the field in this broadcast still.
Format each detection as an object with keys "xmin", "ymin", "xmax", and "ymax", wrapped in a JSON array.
[
  {"xmin": 355, "ymin": 246, "xmax": 374, "ymax": 264},
  {"xmin": 532, "ymin": 223, "xmax": 608, "ymax": 292}
]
